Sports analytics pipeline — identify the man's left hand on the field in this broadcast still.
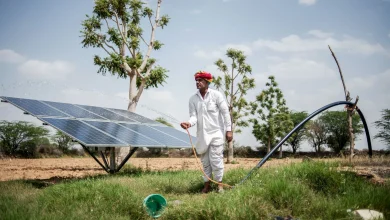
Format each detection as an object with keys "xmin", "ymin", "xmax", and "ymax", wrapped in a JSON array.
[{"xmin": 226, "ymin": 131, "xmax": 233, "ymax": 142}]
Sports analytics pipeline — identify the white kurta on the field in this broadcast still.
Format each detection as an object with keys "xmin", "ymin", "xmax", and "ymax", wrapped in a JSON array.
[{"xmin": 187, "ymin": 88, "xmax": 232, "ymax": 155}]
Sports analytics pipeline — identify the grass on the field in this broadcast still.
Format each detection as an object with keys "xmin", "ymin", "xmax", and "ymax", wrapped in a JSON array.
[{"xmin": 0, "ymin": 161, "xmax": 389, "ymax": 220}]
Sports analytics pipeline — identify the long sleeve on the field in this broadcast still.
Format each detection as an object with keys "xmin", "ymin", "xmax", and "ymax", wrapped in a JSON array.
[
  {"xmin": 216, "ymin": 92, "xmax": 232, "ymax": 132},
  {"xmin": 188, "ymin": 100, "xmax": 197, "ymax": 127}
]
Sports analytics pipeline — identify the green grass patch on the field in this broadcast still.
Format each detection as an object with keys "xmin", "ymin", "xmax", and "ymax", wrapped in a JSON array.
[{"xmin": 0, "ymin": 162, "xmax": 388, "ymax": 219}]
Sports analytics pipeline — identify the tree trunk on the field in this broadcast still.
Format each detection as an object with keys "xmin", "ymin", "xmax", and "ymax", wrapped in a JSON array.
[
  {"xmin": 267, "ymin": 138, "xmax": 270, "ymax": 153},
  {"xmin": 278, "ymin": 144, "xmax": 283, "ymax": 159},
  {"xmin": 117, "ymin": 76, "xmax": 138, "ymax": 165},
  {"xmin": 127, "ymin": 74, "xmax": 138, "ymax": 112},
  {"xmin": 348, "ymin": 110, "xmax": 354, "ymax": 163},
  {"xmin": 227, "ymin": 123, "xmax": 235, "ymax": 163},
  {"xmin": 227, "ymin": 141, "xmax": 233, "ymax": 163}
]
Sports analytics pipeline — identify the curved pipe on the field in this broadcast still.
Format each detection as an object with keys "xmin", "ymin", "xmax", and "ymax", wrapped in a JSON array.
[{"xmin": 236, "ymin": 101, "xmax": 373, "ymax": 186}]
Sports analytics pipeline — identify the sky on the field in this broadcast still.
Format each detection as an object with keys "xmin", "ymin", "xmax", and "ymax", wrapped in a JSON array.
[{"xmin": 0, "ymin": 0, "xmax": 389, "ymax": 152}]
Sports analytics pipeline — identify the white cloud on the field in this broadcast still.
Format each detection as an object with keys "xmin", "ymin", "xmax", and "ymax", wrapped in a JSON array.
[
  {"xmin": 253, "ymin": 34, "xmax": 387, "ymax": 55},
  {"xmin": 265, "ymin": 56, "xmax": 283, "ymax": 62},
  {"xmin": 194, "ymin": 49, "xmax": 223, "ymax": 60},
  {"xmin": 0, "ymin": 49, "xmax": 25, "ymax": 63},
  {"xmin": 267, "ymin": 58, "xmax": 336, "ymax": 80},
  {"xmin": 308, "ymin": 30, "xmax": 334, "ymax": 38},
  {"xmin": 143, "ymin": 89, "xmax": 175, "ymax": 103},
  {"xmin": 194, "ymin": 43, "xmax": 252, "ymax": 60},
  {"xmin": 299, "ymin": 0, "xmax": 317, "ymax": 6},
  {"xmin": 18, "ymin": 60, "xmax": 74, "ymax": 80},
  {"xmin": 190, "ymin": 9, "xmax": 202, "ymax": 14},
  {"xmin": 223, "ymin": 44, "xmax": 253, "ymax": 55}
]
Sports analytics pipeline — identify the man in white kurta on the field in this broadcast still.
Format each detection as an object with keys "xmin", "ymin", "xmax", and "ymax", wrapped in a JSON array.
[{"xmin": 181, "ymin": 71, "xmax": 233, "ymax": 193}]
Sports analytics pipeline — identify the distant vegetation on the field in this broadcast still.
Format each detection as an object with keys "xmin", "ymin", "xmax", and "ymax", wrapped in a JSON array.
[{"xmin": 0, "ymin": 120, "xmax": 84, "ymax": 158}]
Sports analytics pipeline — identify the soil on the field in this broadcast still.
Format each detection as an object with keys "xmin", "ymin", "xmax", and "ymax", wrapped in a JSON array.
[
  {"xmin": 1, "ymin": 157, "xmax": 388, "ymax": 184},
  {"xmin": 0, "ymin": 157, "xmax": 300, "ymax": 182}
]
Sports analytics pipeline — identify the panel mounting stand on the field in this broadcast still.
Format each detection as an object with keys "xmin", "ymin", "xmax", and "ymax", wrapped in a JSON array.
[{"xmin": 81, "ymin": 145, "xmax": 139, "ymax": 173}]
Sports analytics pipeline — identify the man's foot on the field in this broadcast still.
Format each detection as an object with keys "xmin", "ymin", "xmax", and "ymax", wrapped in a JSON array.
[{"xmin": 201, "ymin": 181, "xmax": 211, "ymax": 194}]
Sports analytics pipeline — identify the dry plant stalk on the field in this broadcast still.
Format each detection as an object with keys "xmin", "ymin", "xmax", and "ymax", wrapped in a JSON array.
[{"xmin": 328, "ymin": 45, "xmax": 359, "ymax": 163}]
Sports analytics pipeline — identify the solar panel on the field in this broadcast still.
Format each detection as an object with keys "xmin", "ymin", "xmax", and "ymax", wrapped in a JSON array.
[
  {"xmin": 43, "ymin": 101, "xmax": 105, "ymax": 120},
  {"xmin": 76, "ymin": 104, "xmax": 138, "ymax": 123},
  {"xmin": 83, "ymin": 120, "xmax": 165, "ymax": 147},
  {"xmin": 109, "ymin": 108, "xmax": 163, "ymax": 125},
  {"xmin": 40, "ymin": 118, "xmax": 127, "ymax": 147},
  {"xmin": 151, "ymin": 125, "xmax": 197, "ymax": 145},
  {"xmin": 119, "ymin": 123, "xmax": 192, "ymax": 148},
  {"xmin": 1, "ymin": 96, "xmax": 197, "ymax": 148},
  {"xmin": 0, "ymin": 96, "xmax": 69, "ymax": 118}
]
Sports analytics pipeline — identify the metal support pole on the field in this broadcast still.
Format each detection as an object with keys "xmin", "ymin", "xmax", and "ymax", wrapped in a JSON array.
[
  {"xmin": 81, "ymin": 145, "xmax": 109, "ymax": 173},
  {"xmin": 116, "ymin": 147, "xmax": 139, "ymax": 172},
  {"xmin": 109, "ymin": 147, "xmax": 116, "ymax": 173}
]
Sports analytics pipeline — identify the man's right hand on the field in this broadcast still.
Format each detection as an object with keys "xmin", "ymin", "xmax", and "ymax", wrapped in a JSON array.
[{"xmin": 180, "ymin": 122, "xmax": 191, "ymax": 129}]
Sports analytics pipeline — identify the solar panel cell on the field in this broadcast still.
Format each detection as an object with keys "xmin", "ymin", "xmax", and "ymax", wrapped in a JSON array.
[
  {"xmin": 40, "ymin": 118, "xmax": 126, "ymax": 147},
  {"xmin": 119, "ymin": 123, "xmax": 191, "ymax": 147},
  {"xmin": 151, "ymin": 125, "xmax": 197, "ymax": 145},
  {"xmin": 84, "ymin": 121, "xmax": 164, "ymax": 147},
  {"xmin": 109, "ymin": 108, "xmax": 163, "ymax": 125},
  {"xmin": 77, "ymin": 105, "xmax": 137, "ymax": 123},
  {"xmin": 43, "ymin": 101, "xmax": 105, "ymax": 119},
  {"xmin": 0, "ymin": 96, "xmax": 69, "ymax": 117}
]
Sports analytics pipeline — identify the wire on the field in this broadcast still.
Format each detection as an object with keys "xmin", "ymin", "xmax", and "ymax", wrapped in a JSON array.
[{"xmin": 185, "ymin": 128, "xmax": 233, "ymax": 189}]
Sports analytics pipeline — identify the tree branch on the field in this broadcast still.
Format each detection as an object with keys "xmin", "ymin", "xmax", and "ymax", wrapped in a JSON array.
[
  {"xmin": 104, "ymin": 18, "xmax": 111, "ymax": 30},
  {"xmin": 328, "ymin": 45, "xmax": 349, "ymax": 101},
  {"xmin": 113, "ymin": 11, "xmax": 134, "ymax": 57},
  {"xmin": 99, "ymin": 34, "xmax": 119, "ymax": 54},
  {"xmin": 139, "ymin": 33, "xmax": 148, "ymax": 47},
  {"xmin": 138, "ymin": 0, "xmax": 161, "ymax": 73}
]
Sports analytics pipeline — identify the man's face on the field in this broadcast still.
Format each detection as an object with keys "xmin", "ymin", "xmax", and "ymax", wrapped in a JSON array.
[{"xmin": 196, "ymin": 78, "xmax": 208, "ymax": 90}]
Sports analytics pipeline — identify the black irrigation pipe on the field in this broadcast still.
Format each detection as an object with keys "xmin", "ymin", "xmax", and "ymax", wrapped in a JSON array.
[{"xmin": 235, "ymin": 101, "xmax": 373, "ymax": 187}]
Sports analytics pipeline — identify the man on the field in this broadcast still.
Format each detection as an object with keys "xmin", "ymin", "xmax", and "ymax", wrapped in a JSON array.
[{"xmin": 180, "ymin": 71, "xmax": 233, "ymax": 193}]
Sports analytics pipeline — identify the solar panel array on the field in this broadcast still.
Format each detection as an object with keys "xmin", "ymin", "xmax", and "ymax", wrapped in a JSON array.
[{"xmin": 0, "ymin": 96, "xmax": 197, "ymax": 148}]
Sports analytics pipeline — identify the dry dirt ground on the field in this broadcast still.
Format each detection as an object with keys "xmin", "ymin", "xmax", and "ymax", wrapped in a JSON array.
[
  {"xmin": 0, "ymin": 157, "xmax": 302, "ymax": 182},
  {"xmin": 0, "ymin": 157, "xmax": 389, "ymax": 183}
]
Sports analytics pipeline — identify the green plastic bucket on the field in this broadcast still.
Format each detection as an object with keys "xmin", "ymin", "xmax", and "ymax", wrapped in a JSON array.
[{"xmin": 143, "ymin": 194, "xmax": 167, "ymax": 218}]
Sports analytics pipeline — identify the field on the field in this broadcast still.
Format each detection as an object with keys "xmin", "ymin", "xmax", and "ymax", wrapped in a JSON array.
[
  {"xmin": 0, "ymin": 157, "xmax": 305, "ymax": 182},
  {"xmin": 1, "ymin": 156, "xmax": 390, "ymax": 183},
  {"xmin": 1, "ymin": 156, "xmax": 389, "ymax": 219}
]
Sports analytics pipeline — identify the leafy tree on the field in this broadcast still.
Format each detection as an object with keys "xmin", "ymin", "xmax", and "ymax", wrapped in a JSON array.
[
  {"xmin": 306, "ymin": 119, "xmax": 327, "ymax": 153},
  {"xmin": 373, "ymin": 109, "xmax": 390, "ymax": 150},
  {"xmin": 81, "ymin": 0, "xmax": 170, "ymax": 112},
  {"xmin": 0, "ymin": 121, "xmax": 49, "ymax": 156},
  {"xmin": 213, "ymin": 48, "xmax": 255, "ymax": 163},
  {"xmin": 155, "ymin": 117, "xmax": 173, "ymax": 127},
  {"xmin": 52, "ymin": 131, "xmax": 74, "ymax": 153},
  {"xmin": 81, "ymin": 0, "xmax": 170, "ymax": 163},
  {"xmin": 320, "ymin": 111, "xmax": 363, "ymax": 154},
  {"xmin": 250, "ymin": 76, "xmax": 293, "ymax": 158},
  {"xmin": 286, "ymin": 111, "xmax": 309, "ymax": 154}
]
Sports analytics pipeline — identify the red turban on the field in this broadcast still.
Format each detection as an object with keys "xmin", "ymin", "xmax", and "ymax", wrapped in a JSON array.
[{"xmin": 194, "ymin": 71, "xmax": 213, "ymax": 83}]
